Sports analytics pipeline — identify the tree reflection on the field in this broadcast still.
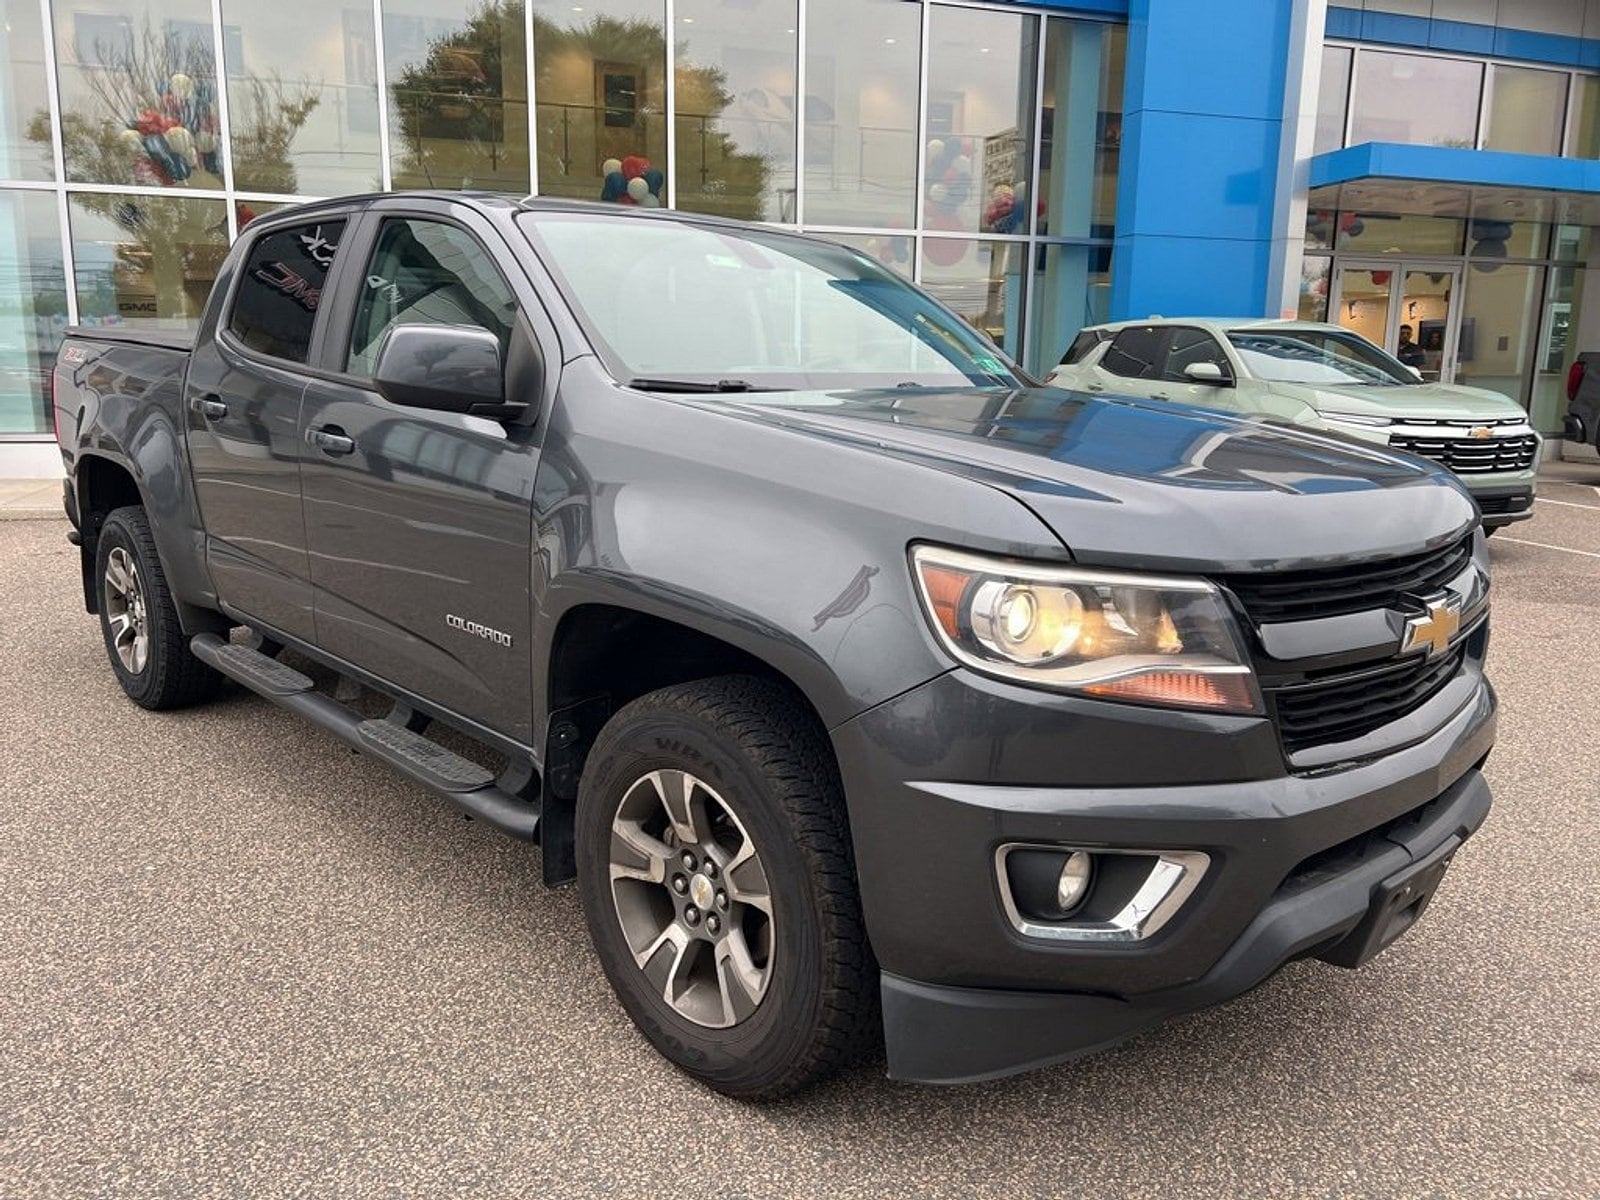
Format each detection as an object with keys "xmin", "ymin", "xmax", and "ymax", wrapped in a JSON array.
[{"xmin": 33, "ymin": 20, "xmax": 317, "ymax": 195}]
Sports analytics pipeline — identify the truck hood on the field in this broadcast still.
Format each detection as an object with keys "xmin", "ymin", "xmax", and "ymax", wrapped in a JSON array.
[
  {"xmin": 1268, "ymin": 379, "xmax": 1530, "ymax": 422},
  {"xmin": 718, "ymin": 387, "xmax": 1477, "ymax": 572}
]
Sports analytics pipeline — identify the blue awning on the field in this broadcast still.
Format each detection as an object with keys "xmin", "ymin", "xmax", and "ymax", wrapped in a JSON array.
[{"xmin": 1309, "ymin": 142, "xmax": 1600, "ymax": 225}]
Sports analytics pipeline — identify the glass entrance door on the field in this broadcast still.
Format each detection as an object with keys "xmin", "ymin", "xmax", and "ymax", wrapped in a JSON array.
[{"xmin": 1332, "ymin": 261, "xmax": 1463, "ymax": 383}]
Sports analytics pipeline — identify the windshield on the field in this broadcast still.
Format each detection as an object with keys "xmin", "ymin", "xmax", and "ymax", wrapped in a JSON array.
[
  {"xmin": 1227, "ymin": 329, "xmax": 1416, "ymax": 387},
  {"xmin": 518, "ymin": 213, "xmax": 1020, "ymax": 391}
]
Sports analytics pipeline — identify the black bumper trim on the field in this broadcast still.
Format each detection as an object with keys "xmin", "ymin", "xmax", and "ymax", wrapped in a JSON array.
[{"xmin": 881, "ymin": 768, "xmax": 1491, "ymax": 1084}]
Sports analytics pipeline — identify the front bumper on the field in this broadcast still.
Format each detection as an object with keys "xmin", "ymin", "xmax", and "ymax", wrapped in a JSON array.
[
  {"xmin": 1463, "ymin": 480, "xmax": 1535, "ymax": 528},
  {"xmin": 831, "ymin": 664, "xmax": 1496, "ymax": 1083}
]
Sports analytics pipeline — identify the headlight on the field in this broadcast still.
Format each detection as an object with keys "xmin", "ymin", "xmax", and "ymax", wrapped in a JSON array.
[
  {"xmin": 911, "ymin": 546, "xmax": 1260, "ymax": 714},
  {"xmin": 1320, "ymin": 411, "xmax": 1393, "ymax": 429}
]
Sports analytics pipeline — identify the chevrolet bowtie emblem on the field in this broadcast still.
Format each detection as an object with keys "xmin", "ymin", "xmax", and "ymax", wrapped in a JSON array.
[
  {"xmin": 1402, "ymin": 600, "xmax": 1463, "ymax": 657},
  {"xmin": 1469, "ymin": 426, "xmax": 1493, "ymax": 439}
]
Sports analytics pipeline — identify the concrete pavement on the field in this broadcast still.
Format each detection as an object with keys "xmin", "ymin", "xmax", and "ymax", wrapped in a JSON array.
[
  {"xmin": 2, "ymin": 479, "xmax": 1598, "ymax": 1198},
  {"xmin": 0, "ymin": 478, "xmax": 62, "ymax": 520}
]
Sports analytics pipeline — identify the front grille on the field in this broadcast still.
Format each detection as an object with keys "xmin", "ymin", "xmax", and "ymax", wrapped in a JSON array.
[
  {"xmin": 1220, "ymin": 535, "xmax": 1474, "ymax": 624},
  {"xmin": 1271, "ymin": 646, "xmax": 1466, "ymax": 755},
  {"xmin": 1390, "ymin": 432, "xmax": 1538, "ymax": 474}
]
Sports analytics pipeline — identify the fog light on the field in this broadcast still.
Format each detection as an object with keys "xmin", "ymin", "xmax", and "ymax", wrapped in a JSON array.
[{"xmin": 1057, "ymin": 850, "xmax": 1093, "ymax": 912}]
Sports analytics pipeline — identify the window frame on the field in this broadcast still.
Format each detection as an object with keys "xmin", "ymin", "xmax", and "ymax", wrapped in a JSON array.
[
  {"xmin": 1099, "ymin": 325, "xmax": 1170, "ymax": 381},
  {"xmin": 215, "ymin": 204, "xmax": 359, "ymax": 372},
  {"xmin": 1158, "ymin": 325, "xmax": 1234, "ymax": 384},
  {"xmin": 224, "ymin": 216, "xmax": 351, "ymax": 366},
  {"xmin": 340, "ymin": 214, "xmax": 522, "ymax": 381}
]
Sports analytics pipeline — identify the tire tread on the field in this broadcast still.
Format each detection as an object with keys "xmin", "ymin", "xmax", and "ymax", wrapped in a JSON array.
[
  {"xmin": 98, "ymin": 506, "xmax": 222, "ymax": 710},
  {"xmin": 583, "ymin": 675, "xmax": 879, "ymax": 1098}
]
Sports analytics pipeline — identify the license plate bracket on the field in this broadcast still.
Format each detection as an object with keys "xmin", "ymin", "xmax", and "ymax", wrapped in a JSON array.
[{"xmin": 1318, "ymin": 835, "xmax": 1461, "ymax": 969}]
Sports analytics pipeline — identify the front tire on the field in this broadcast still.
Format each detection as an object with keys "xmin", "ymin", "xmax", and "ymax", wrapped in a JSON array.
[
  {"xmin": 94, "ymin": 506, "xmax": 222, "ymax": 710},
  {"xmin": 576, "ymin": 677, "xmax": 877, "ymax": 1099}
]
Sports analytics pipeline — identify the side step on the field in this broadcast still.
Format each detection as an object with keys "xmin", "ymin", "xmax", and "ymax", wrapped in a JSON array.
[{"xmin": 190, "ymin": 633, "xmax": 540, "ymax": 840}]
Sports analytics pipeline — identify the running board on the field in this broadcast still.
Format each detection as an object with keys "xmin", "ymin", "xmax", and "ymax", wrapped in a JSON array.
[{"xmin": 190, "ymin": 633, "xmax": 541, "ymax": 841}]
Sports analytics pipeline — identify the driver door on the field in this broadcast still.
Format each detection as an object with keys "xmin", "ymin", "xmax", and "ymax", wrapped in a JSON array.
[{"xmin": 298, "ymin": 207, "xmax": 546, "ymax": 744}]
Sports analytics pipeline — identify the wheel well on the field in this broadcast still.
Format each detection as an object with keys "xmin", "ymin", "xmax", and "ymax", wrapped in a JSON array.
[
  {"xmin": 549, "ymin": 604, "xmax": 801, "ymax": 719},
  {"xmin": 77, "ymin": 455, "xmax": 142, "ymax": 527},
  {"xmin": 74, "ymin": 456, "xmax": 143, "ymax": 613},
  {"xmin": 539, "ymin": 604, "xmax": 837, "ymax": 885}
]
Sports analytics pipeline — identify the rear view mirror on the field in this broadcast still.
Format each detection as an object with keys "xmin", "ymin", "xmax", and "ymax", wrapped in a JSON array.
[
  {"xmin": 373, "ymin": 324, "xmax": 525, "ymax": 418},
  {"xmin": 1184, "ymin": 361, "xmax": 1233, "ymax": 387}
]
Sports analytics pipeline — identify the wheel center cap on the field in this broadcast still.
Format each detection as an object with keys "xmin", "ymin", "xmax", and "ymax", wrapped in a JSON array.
[{"xmin": 689, "ymin": 873, "xmax": 715, "ymax": 911}]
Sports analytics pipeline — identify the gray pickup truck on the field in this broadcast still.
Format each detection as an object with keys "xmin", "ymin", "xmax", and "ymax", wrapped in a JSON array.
[{"xmin": 53, "ymin": 192, "xmax": 1496, "ymax": 1098}]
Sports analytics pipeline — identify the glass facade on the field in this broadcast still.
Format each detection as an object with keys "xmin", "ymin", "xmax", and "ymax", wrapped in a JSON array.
[
  {"xmin": 1349, "ymin": 52, "xmax": 1482, "ymax": 148},
  {"xmin": 0, "ymin": 191, "xmax": 66, "ymax": 434},
  {"xmin": 1, "ymin": 0, "xmax": 1123, "ymax": 437}
]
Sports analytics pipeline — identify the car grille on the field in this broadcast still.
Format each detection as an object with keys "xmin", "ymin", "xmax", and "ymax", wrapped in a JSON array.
[
  {"xmin": 1389, "ymin": 432, "xmax": 1538, "ymax": 474},
  {"xmin": 1270, "ymin": 646, "xmax": 1466, "ymax": 756},
  {"xmin": 1219, "ymin": 535, "xmax": 1474, "ymax": 624}
]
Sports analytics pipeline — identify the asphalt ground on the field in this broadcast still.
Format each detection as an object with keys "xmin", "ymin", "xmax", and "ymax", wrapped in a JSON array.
[{"xmin": 3, "ymin": 477, "xmax": 1599, "ymax": 1199}]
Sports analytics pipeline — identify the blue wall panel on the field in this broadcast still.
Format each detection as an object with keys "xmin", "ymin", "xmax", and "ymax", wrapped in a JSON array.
[
  {"xmin": 1326, "ymin": 4, "xmax": 1600, "ymax": 68},
  {"xmin": 1110, "ymin": 0, "xmax": 1293, "ymax": 320}
]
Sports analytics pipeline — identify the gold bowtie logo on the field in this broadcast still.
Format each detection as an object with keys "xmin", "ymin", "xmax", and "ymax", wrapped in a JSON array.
[{"xmin": 1402, "ymin": 600, "xmax": 1463, "ymax": 657}]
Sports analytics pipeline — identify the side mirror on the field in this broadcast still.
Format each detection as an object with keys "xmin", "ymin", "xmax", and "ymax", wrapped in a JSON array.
[
  {"xmin": 1406, "ymin": 365, "xmax": 1425, "ymax": 382},
  {"xmin": 1184, "ymin": 361, "xmax": 1233, "ymax": 387},
  {"xmin": 373, "ymin": 324, "xmax": 524, "ymax": 418}
]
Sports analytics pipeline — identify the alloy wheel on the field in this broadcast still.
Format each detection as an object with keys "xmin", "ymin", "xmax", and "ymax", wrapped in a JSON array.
[
  {"xmin": 607, "ymin": 769, "xmax": 775, "ymax": 1028},
  {"xmin": 103, "ymin": 546, "xmax": 149, "ymax": 675}
]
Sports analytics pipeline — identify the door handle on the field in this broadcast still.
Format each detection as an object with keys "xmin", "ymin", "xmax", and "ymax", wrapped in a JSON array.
[
  {"xmin": 307, "ymin": 425, "xmax": 356, "ymax": 456},
  {"xmin": 193, "ymin": 394, "xmax": 227, "ymax": 420},
  {"xmin": 1086, "ymin": 383, "xmax": 1105, "ymax": 392}
]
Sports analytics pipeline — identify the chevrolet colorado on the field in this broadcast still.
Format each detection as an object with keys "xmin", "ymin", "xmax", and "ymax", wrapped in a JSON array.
[{"xmin": 54, "ymin": 192, "xmax": 1496, "ymax": 1098}]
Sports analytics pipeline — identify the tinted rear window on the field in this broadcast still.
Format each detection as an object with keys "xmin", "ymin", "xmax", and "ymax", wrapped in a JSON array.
[
  {"xmin": 1101, "ymin": 326, "xmax": 1166, "ymax": 379},
  {"xmin": 1060, "ymin": 329, "xmax": 1107, "ymax": 365},
  {"xmin": 228, "ymin": 220, "xmax": 346, "ymax": 364}
]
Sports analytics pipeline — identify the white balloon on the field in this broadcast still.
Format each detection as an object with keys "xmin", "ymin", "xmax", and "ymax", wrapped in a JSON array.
[
  {"xmin": 169, "ymin": 72, "xmax": 194, "ymax": 101},
  {"xmin": 602, "ymin": 158, "xmax": 622, "ymax": 177},
  {"xmin": 166, "ymin": 125, "xmax": 197, "ymax": 164},
  {"xmin": 953, "ymin": 154, "xmax": 972, "ymax": 177},
  {"xmin": 929, "ymin": 183, "xmax": 948, "ymax": 204},
  {"xmin": 117, "ymin": 128, "xmax": 143, "ymax": 152},
  {"xmin": 626, "ymin": 176, "xmax": 649, "ymax": 200},
  {"xmin": 926, "ymin": 138, "xmax": 945, "ymax": 160},
  {"xmin": 640, "ymin": 193, "xmax": 661, "ymax": 208}
]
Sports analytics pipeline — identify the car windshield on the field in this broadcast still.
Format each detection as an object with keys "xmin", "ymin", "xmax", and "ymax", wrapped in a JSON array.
[
  {"xmin": 1226, "ymin": 329, "xmax": 1416, "ymax": 387},
  {"xmin": 518, "ymin": 213, "xmax": 1020, "ymax": 391}
]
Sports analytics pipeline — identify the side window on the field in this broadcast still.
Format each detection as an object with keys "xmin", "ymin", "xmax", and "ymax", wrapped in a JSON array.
[
  {"xmin": 1161, "ymin": 327, "xmax": 1230, "ymax": 382},
  {"xmin": 1100, "ymin": 326, "xmax": 1167, "ymax": 379},
  {"xmin": 228, "ymin": 219, "xmax": 347, "ymax": 363},
  {"xmin": 1060, "ymin": 328, "xmax": 1107, "ymax": 366},
  {"xmin": 346, "ymin": 218, "xmax": 518, "ymax": 378}
]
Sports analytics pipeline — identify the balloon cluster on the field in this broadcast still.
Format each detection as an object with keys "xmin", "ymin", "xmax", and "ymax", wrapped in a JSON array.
[
  {"xmin": 114, "ymin": 72, "xmax": 222, "ymax": 187},
  {"xmin": 1305, "ymin": 209, "xmax": 1366, "ymax": 243},
  {"xmin": 600, "ymin": 156, "xmax": 664, "ymax": 206}
]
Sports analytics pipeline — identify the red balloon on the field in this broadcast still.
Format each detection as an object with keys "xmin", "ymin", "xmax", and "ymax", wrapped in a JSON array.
[{"xmin": 621, "ymin": 156, "xmax": 648, "ymax": 180}]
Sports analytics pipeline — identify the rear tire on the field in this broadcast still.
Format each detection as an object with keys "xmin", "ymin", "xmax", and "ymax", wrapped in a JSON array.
[
  {"xmin": 576, "ymin": 676, "xmax": 878, "ymax": 1099},
  {"xmin": 94, "ymin": 506, "xmax": 222, "ymax": 710}
]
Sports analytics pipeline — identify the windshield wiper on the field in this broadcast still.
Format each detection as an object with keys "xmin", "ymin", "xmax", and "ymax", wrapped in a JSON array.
[{"xmin": 625, "ymin": 376, "xmax": 778, "ymax": 394}]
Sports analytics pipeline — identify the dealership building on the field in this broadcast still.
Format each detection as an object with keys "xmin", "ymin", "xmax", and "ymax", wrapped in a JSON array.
[{"xmin": 4, "ymin": 0, "xmax": 1600, "ymax": 475}]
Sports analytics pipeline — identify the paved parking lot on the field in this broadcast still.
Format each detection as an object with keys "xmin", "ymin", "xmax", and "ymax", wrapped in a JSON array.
[{"xmin": 4, "ymin": 471, "xmax": 1599, "ymax": 1199}]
